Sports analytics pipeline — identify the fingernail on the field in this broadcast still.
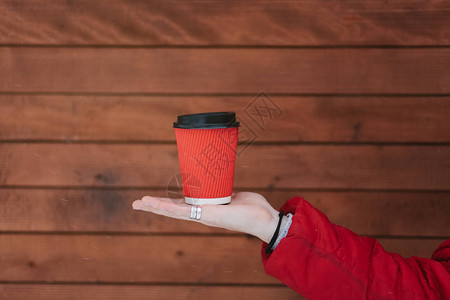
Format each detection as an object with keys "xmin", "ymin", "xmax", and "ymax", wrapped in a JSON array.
[{"xmin": 132, "ymin": 201, "xmax": 143, "ymax": 210}]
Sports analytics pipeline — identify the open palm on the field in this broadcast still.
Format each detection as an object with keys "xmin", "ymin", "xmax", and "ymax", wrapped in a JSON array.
[{"xmin": 132, "ymin": 192, "xmax": 280, "ymax": 243}]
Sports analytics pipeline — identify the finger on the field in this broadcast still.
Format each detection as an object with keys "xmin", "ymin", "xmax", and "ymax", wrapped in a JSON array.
[
  {"xmin": 133, "ymin": 198, "xmax": 189, "ymax": 220},
  {"xmin": 134, "ymin": 196, "xmax": 193, "ymax": 221},
  {"xmin": 132, "ymin": 199, "xmax": 143, "ymax": 210}
]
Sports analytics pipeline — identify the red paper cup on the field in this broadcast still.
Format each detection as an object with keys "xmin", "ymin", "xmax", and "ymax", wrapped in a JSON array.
[{"xmin": 174, "ymin": 112, "xmax": 239, "ymax": 205}]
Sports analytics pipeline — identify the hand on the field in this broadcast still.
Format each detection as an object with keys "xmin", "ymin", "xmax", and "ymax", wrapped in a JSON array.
[{"xmin": 132, "ymin": 192, "xmax": 283, "ymax": 244}]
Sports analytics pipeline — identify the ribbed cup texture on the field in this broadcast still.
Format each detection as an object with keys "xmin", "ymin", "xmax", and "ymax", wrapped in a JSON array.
[{"xmin": 174, "ymin": 127, "xmax": 238, "ymax": 199}]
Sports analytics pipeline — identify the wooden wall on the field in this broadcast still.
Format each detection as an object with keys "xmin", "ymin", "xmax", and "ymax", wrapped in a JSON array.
[{"xmin": 1, "ymin": 1, "xmax": 450, "ymax": 299}]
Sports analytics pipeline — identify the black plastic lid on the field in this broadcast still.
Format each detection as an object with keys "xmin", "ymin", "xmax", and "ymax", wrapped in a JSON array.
[{"xmin": 173, "ymin": 112, "xmax": 240, "ymax": 129}]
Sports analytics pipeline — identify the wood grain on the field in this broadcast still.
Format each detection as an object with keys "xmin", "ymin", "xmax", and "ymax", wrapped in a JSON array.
[
  {"xmin": 1, "ymin": 144, "xmax": 449, "ymax": 190},
  {"xmin": 2, "ymin": 0, "xmax": 449, "ymax": 295},
  {"xmin": 2, "ymin": 48, "xmax": 450, "ymax": 94},
  {"xmin": 0, "ymin": 234, "xmax": 444, "ymax": 283},
  {"xmin": 1, "ymin": 189, "xmax": 449, "ymax": 237},
  {"xmin": 2, "ymin": 95, "xmax": 450, "ymax": 142},
  {"xmin": 1, "ymin": 0, "xmax": 449, "ymax": 46},
  {"xmin": 0, "ymin": 284, "xmax": 301, "ymax": 300},
  {"xmin": 0, "ymin": 234, "xmax": 275, "ymax": 283}
]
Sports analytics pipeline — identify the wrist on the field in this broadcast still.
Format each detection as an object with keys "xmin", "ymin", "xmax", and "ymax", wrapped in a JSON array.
[{"xmin": 260, "ymin": 211, "xmax": 286, "ymax": 244}]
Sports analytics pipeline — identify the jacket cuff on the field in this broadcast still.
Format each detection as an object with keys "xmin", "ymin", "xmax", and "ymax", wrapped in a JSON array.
[{"xmin": 261, "ymin": 196, "xmax": 305, "ymax": 261}]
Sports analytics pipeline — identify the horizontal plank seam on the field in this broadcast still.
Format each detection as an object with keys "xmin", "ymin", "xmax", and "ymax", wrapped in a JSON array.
[
  {"xmin": 2, "ymin": 92, "xmax": 450, "ymax": 97},
  {"xmin": 0, "ymin": 281, "xmax": 287, "ymax": 287},
  {"xmin": 0, "ymin": 232, "xmax": 446, "ymax": 239},
  {"xmin": 2, "ymin": 186, "xmax": 450, "ymax": 194},
  {"xmin": 2, "ymin": 140, "xmax": 450, "ymax": 146},
  {"xmin": 1, "ymin": 45, "xmax": 450, "ymax": 49}
]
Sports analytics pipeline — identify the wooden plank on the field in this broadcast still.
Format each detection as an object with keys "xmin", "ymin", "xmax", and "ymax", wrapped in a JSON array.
[
  {"xmin": 1, "ymin": 0, "xmax": 450, "ymax": 46},
  {"xmin": 1, "ymin": 48, "xmax": 450, "ymax": 94},
  {"xmin": 0, "ymin": 235, "xmax": 275, "ymax": 283},
  {"xmin": 0, "ymin": 235, "xmax": 444, "ymax": 283},
  {"xmin": 0, "ymin": 189, "xmax": 449, "ymax": 237},
  {"xmin": 377, "ymin": 238, "xmax": 447, "ymax": 259},
  {"xmin": 0, "ymin": 144, "xmax": 449, "ymax": 190},
  {"xmin": 2, "ymin": 95, "xmax": 450, "ymax": 143},
  {"xmin": 0, "ymin": 284, "xmax": 302, "ymax": 300}
]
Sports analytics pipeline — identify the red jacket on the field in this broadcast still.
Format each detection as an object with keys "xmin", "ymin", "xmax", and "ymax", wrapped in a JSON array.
[{"xmin": 261, "ymin": 197, "xmax": 450, "ymax": 299}]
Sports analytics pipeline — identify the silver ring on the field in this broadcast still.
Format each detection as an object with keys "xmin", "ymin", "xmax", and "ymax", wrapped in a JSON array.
[
  {"xmin": 190, "ymin": 205, "xmax": 197, "ymax": 219},
  {"xmin": 195, "ymin": 206, "xmax": 202, "ymax": 220}
]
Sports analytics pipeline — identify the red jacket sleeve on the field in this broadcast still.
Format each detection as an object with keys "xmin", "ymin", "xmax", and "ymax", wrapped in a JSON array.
[{"xmin": 261, "ymin": 197, "xmax": 450, "ymax": 299}]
